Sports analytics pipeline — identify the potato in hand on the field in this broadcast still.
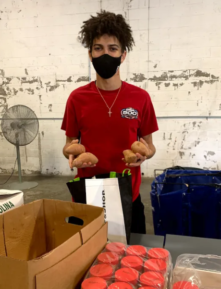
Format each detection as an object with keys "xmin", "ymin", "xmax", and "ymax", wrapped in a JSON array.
[
  {"xmin": 123, "ymin": 150, "xmax": 137, "ymax": 163},
  {"xmin": 73, "ymin": 152, "xmax": 98, "ymax": 168},
  {"xmin": 66, "ymin": 143, "xmax": 85, "ymax": 156},
  {"xmin": 131, "ymin": 141, "xmax": 149, "ymax": 157}
]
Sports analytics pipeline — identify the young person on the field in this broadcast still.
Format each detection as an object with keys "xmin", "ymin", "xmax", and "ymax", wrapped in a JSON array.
[{"xmin": 62, "ymin": 11, "xmax": 158, "ymax": 234}]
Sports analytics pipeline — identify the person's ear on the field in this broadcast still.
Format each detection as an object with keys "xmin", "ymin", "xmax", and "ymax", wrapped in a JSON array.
[
  {"xmin": 88, "ymin": 49, "xmax": 92, "ymax": 62},
  {"xmin": 121, "ymin": 50, "xmax": 127, "ymax": 63}
]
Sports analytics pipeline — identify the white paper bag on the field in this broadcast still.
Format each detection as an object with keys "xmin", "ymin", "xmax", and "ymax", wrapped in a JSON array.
[{"xmin": 86, "ymin": 178, "xmax": 127, "ymax": 243}]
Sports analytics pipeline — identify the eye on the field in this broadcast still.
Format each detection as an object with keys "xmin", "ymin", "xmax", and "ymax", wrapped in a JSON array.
[
  {"xmin": 110, "ymin": 48, "xmax": 117, "ymax": 51},
  {"xmin": 94, "ymin": 47, "xmax": 101, "ymax": 51}
]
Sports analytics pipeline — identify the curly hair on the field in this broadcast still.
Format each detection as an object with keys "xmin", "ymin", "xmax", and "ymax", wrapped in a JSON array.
[{"xmin": 79, "ymin": 10, "xmax": 135, "ymax": 52}]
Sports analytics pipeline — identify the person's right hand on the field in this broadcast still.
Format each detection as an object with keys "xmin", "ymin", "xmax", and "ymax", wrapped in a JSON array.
[
  {"xmin": 72, "ymin": 160, "xmax": 96, "ymax": 169},
  {"xmin": 67, "ymin": 140, "xmax": 96, "ymax": 170}
]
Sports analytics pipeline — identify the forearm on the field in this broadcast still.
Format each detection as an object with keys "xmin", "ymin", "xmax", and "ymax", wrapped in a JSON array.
[
  {"xmin": 147, "ymin": 143, "xmax": 156, "ymax": 159},
  {"xmin": 141, "ymin": 134, "xmax": 156, "ymax": 160}
]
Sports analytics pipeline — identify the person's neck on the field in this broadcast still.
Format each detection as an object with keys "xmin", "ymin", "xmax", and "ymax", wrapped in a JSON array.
[{"xmin": 96, "ymin": 74, "xmax": 122, "ymax": 91}]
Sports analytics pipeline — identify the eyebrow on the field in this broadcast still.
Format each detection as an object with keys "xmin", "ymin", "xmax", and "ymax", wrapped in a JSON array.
[{"xmin": 93, "ymin": 44, "xmax": 119, "ymax": 47}]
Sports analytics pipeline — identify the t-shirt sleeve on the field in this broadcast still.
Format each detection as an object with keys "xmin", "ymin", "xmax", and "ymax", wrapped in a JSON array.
[
  {"xmin": 61, "ymin": 93, "xmax": 79, "ymax": 137},
  {"xmin": 138, "ymin": 92, "xmax": 158, "ymax": 137}
]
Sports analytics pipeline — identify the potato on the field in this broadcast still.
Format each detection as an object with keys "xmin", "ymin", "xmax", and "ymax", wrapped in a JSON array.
[
  {"xmin": 73, "ymin": 152, "xmax": 98, "ymax": 168},
  {"xmin": 131, "ymin": 141, "xmax": 149, "ymax": 157},
  {"xmin": 123, "ymin": 150, "xmax": 137, "ymax": 163},
  {"xmin": 66, "ymin": 143, "xmax": 85, "ymax": 156}
]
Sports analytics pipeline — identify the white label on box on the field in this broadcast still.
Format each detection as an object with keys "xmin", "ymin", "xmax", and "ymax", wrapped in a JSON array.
[{"xmin": 0, "ymin": 190, "xmax": 24, "ymax": 214}]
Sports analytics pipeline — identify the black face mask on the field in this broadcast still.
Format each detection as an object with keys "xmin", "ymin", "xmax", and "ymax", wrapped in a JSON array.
[{"xmin": 92, "ymin": 54, "xmax": 122, "ymax": 79}]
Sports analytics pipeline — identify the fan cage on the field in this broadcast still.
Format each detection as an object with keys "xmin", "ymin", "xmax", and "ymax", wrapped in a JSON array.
[{"xmin": 1, "ymin": 105, "xmax": 39, "ymax": 146}]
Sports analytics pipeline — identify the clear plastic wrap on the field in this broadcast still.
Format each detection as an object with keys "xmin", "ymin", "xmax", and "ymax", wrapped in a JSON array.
[
  {"xmin": 172, "ymin": 254, "xmax": 221, "ymax": 289},
  {"xmin": 81, "ymin": 242, "xmax": 173, "ymax": 289}
]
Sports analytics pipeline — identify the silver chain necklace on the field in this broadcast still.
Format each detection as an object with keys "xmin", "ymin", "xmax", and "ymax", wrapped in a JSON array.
[{"xmin": 96, "ymin": 82, "xmax": 122, "ymax": 117}]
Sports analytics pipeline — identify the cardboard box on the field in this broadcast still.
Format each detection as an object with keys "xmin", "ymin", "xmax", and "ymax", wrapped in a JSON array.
[
  {"xmin": 0, "ymin": 189, "xmax": 24, "ymax": 214},
  {"xmin": 0, "ymin": 199, "xmax": 107, "ymax": 289}
]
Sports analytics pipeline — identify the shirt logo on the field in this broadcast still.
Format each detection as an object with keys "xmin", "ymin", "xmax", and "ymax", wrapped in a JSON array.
[{"xmin": 121, "ymin": 108, "xmax": 138, "ymax": 119}]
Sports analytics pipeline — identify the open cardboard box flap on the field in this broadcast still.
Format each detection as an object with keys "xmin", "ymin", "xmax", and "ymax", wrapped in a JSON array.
[
  {"xmin": 0, "ymin": 199, "xmax": 107, "ymax": 289},
  {"xmin": 35, "ymin": 223, "xmax": 108, "ymax": 289}
]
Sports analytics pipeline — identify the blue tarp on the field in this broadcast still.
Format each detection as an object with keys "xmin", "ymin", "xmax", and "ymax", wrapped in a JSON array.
[{"xmin": 151, "ymin": 170, "xmax": 221, "ymax": 239}]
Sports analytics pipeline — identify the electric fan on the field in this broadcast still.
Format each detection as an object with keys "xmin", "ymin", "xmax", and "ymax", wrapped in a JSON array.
[{"xmin": 1, "ymin": 105, "xmax": 39, "ymax": 190}]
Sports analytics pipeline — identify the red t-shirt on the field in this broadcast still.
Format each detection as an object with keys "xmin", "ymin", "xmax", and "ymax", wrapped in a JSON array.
[{"xmin": 61, "ymin": 81, "xmax": 158, "ymax": 201}]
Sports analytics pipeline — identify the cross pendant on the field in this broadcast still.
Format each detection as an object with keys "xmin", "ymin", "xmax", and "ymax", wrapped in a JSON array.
[{"xmin": 108, "ymin": 110, "xmax": 112, "ymax": 117}]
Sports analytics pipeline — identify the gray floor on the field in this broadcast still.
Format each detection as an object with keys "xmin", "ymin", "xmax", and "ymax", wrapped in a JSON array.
[{"xmin": 0, "ymin": 175, "xmax": 154, "ymax": 234}]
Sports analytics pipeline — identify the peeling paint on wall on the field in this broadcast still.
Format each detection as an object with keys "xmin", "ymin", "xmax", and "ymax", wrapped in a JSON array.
[
  {"xmin": 149, "ymin": 72, "xmax": 168, "ymax": 81},
  {"xmin": 0, "ymin": 70, "xmax": 5, "ymax": 77},
  {"xmin": 48, "ymin": 104, "xmax": 52, "ymax": 112},
  {"xmin": 173, "ymin": 83, "xmax": 179, "ymax": 90},
  {"xmin": 0, "ymin": 87, "xmax": 7, "ymax": 96},
  {"xmin": 26, "ymin": 88, "xmax": 34, "ymax": 94},
  {"xmin": 13, "ymin": 88, "xmax": 19, "ymax": 95},
  {"xmin": 57, "ymin": 76, "xmax": 74, "ymax": 83},
  {"xmin": 211, "ymin": 74, "xmax": 219, "ymax": 80},
  {"xmin": 21, "ymin": 77, "xmax": 38, "ymax": 84},
  {"xmin": 48, "ymin": 83, "xmax": 59, "ymax": 92},
  {"xmin": 169, "ymin": 70, "xmax": 188, "ymax": 81},
  {"xmin": 75, "ymin": 76, "xmax": 89, "ymax": 82},
  {"xmin": 130, "ymin": 73, "xmax": 147, "ymax": 82},
  {"xmin": 155, "ymin": 82, "xmax": 162, "ymax": 89},
  {"xmin": 4, "ymin": 77, "xmax": 12, "ymax": 85},
  {"xmin": 179, "ymin": 151, "xmax": 185, "ymax": 159},
  {"xmin": 149, "ymin": 69, "xmax": 219, "ymax": 91},
  {"xmin": 190, "ymin": 70, "xmax": 210, "ymax": 78}
]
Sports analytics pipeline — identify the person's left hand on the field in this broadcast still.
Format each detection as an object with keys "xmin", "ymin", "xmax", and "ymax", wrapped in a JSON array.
[{"xmin": 122, "ymin": 138, "xmax": 152, "ymax": 168}]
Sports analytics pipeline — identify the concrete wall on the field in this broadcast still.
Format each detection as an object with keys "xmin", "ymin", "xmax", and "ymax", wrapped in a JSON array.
[{"xmin": 0, "ymin": 0, "xmax": 221, "ymax": 177}]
